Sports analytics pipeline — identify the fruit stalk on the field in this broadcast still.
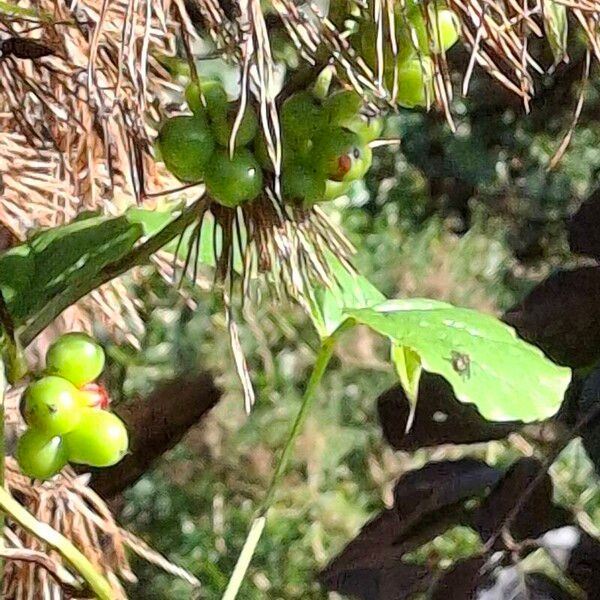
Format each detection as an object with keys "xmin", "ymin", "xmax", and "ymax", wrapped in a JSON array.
[
  {"xmin": 222, "ymin": 324, "xmax": 351, "ymax": 599},
  {"xmin": 0, "ymin": 359, "xmax": 6, "ymax": 588}
]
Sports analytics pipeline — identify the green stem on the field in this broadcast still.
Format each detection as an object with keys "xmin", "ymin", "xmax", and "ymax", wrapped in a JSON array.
[
  {"xmin": 0, "ymin": 486, "xmax": 113, "ymax": 599},
  {"xmin": 21, "ymin": 204, "xmax": 199, "ymax": 347},
  {"xmin": 222, "ymin": 326, "xmax": 347, "ymax": 600},
  {"xmin": 0, "ymin": 360, "xmax": 6, "ymax": 590}
]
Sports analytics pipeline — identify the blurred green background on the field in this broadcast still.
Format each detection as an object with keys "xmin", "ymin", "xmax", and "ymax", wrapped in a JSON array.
[{"xmin": 104, "ymin": 57, "xmax": 600, "ymax": 599}]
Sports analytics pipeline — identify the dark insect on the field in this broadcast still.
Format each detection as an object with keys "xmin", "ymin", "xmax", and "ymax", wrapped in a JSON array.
[
  {"xmin": 0, "ymin": 37, "xmax": 55, "ymax": 61},
  {"xmin": 448, "ymin": 351, "xmax": 472, "ymax": 380}
]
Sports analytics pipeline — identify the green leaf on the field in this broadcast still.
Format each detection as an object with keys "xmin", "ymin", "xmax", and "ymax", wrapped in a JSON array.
[
  {"xmin": 391, "ymin": 344, "xmax": 422, "ymax": 430},
  {"xmin": 345, "ymin": 299, "xmax": 571, "ymax": 423},
  {"xmin": 308, "ymin": 254, "xmax": 386, "ymax": 339},
  {"xmin": 544, "ymin": 0, "xmax": 568, "ymax": 63},
  {"xmin": 0, "ymin": 213, "xmax": 143, "ymax": 326}
]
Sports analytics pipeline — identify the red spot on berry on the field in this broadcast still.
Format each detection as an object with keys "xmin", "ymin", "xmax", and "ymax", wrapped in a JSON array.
[{"xmin": 80, "ymin": 383, "xmax": 110, "ymax": 410}]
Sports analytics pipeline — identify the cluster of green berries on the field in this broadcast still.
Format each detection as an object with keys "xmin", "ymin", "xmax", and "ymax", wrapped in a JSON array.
[
  {"xmin": 275, "ymin": 89, "xmax": 382, "ymax": 205},
  {"xmin": 357, "ymin": 2, "xmax": 460, "ymax": 107},
  {"xmin": 157, "ymin": 80, "xmax": 263, "ymax": 207},
  {"xmin": 156, "ymin": 80, "xmax": 382, "ymax": 207},
  {"xmin": 17, "ymin": 333, "xmax": 129, "ymax": 480}
]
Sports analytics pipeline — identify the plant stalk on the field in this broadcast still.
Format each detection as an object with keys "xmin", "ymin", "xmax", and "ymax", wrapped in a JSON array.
[
  {"xmin": 222, "ymin": 328, "xmax": 345, "ymax": 600},
  {"xmin": 0, "ymin": 485, "xmax": 114, "ymax": 600}
]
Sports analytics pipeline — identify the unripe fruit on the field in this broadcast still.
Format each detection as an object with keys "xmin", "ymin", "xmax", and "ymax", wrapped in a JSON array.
[
  {"xmin": 64, "ymin": 409, "xmax": 129, "ymax": 467},
  {"xmin": 409, "ymin": 7, "xmax": 460, "ymax": 54},
  {"xmin": 396, "ymin": 57, "xmax": 434, "ymax": 108},
  {"xmin": 23, "ymin": 376, "xmax": 83, "ymax": 435},
  {"xmin": 45, "ymin": 332, "xmax": 105, "ymax": 388},
  {"xmin": 16, "ymin": 429, "xmax": 68, "ymax": 480},
  {"xmin": 281, "ymin": 92, "xmax": 324, "ymax": 147},
  {"xmin": 158, "ymin": 115, "xmax": 216, "ymax": 182},
  {"xmin": 211, "ymin": 104, "xmax": 259, "ymax": 147},
  {"xmin": 205, "ymin": 148, "xmax": 263, "ymax": 207}
]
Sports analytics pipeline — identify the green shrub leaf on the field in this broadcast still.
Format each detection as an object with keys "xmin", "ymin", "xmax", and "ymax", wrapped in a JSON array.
[
  {"xmin": 345, "ymin": 299, "xmax": 571, "ymax": 422},
  {"xmin": 0, "ymin": 213, "xmax": 143, "ymax": 325},
  {"xmin": 308, "ymin": 254, "xmax": 386, "ymax": 338}
]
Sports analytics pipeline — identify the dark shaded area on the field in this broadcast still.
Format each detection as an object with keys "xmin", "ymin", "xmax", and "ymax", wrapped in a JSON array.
[
  {"xmin": 473, "ymin": 458, "xmax": 571, "ymax": 547},
  {"xmin": 91, "ymin": 373, "xmax": 221, "ymax": 498},
  {"xmin": 567, "ymin": 531, "xmax": 600, "ymax": 597},
  {"xmin": 429, "ymin": 556, "xmax": 487, "ymax": 600},
  {"xmin": 503, "ymin": 267, "xmax": 600, "ymax": 368},
  {"xmin": 430, "ymin": 558, "xmax": 574, "ymax": 600},
  {"xmin": 319, "ymin": 459, "xmax": 501, "ymax": 599},
  {"xmin": 568, "ymin": 367, "xmax": 600, "ymax": 476},
  {"xmin": 392, "ymin": 459, "xmax": 501, "ymax": 527},
  {"xmin": 377, "ymin": 374, "xmax": 519, "ymax": 450},
  {"xmin": 568, "ymin": 188, "xmax": 600, "ymax": 259}
]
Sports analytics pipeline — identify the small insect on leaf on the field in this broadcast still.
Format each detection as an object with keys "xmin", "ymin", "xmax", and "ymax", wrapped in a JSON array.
[
  {"xmin": 0, "ymin": 37, "xmax": 55, "ymax": 60},
  {"xmin": 448, "ymin": 350, "xmax": 471, "ymax": 380}
]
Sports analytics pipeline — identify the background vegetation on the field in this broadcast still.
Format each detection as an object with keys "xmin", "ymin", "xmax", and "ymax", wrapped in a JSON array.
[{"xmin": 91, "ymin": 57, "xmax": 600, "ymax": 599}]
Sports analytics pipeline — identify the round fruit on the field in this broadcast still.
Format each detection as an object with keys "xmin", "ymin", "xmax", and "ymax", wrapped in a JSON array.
[
  {"xmin": 204, "ymin": 148, "xmax": 263, "ymax": 207},
  {"xmin": 202, "ymin": 80, "xmax": 229, "ymax": 118},
  {"xmin": 16, "ymin": 429, "xmax": 68, "ymax": 480},
  {"xmin": 254, "ymin": 135, "xmax": 274, "ymax": 171},
  {"xmin": 186, "ymin": 80, "xmax": 229, "ymax": 116},
  {"xmin": 358, "ymin": 18, "xmax": 413, "ymax": 71},
  {"xmin": 409, "ymin": 7, "xmax": 460, "ymax": 54},
  {"xmin": 157, "ymin": 115, "xmax": 216, "ymax": 182},
  {"xmin": 45, "ymin": 332, "xmax": 105, "ymax": 387},
  {"xmin": 23, "ymin": 376, "xmax": 83, "ymax": 435},
  {"xmin": 323, "ymin": 90, "xmax": 363, "ymax": 126},
  {"xmin": 313, "ymin": 127, "xmax": 363, "ymax": 181},
  {"xmin": 396, "ymin": 57, "xmax": 434, "ymax": 108},
  {"xmin": 346, "ymin": 114, "xmax": 384, "ymax": 143},
  {"xmin": 211, "ymin": 104, "xmax": 259, "ymax": 147},
  {"xmin": 281, "ymin": 92, "xmax": 324, "ymax": 147},
  {"xmin": 185, "ymin": 81, "xmax": 206, "ymax": 115},
  {"xmin": 324, "ymin": 179, "xmax": 353, "ymax": 201},
  {"xmin": 282, "ymin": 163, "xmax": 326, "ymax": 204},
  {"xmin": 79, "ymin": 383, "xmax": 110, "ymax": 410},
  {"xmin": 64, "ymin": 409, "xmax": 129, "ymax": 467}
]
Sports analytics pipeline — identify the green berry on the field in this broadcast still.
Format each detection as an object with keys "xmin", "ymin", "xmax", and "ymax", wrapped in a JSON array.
[
  {"xmin": 16, "ymin": 429, "xmax": 68, "ymax": 480},
  {"xmin": 396, "ymin": 57, "xmax": 434, "ymax": 108},
  {"xmin": 211, "ymin": 104, "xmax": 259, "ymax": 147},
  {"xmin": 64, "ymin": 409, "xmax": 129, "ymax": 467},
  {"xmin": 23, "ymin": 376, "xmax": 83, "ymax": 435},
  {"xmin": 158, "ymin": 115, "xmax": 216, "ymax": 182},
  {"xmin": 205, "ymin": 148, "xmax": 263, "ymax": 207},
  {"xmin": 45, "ymin": 332, "xmax": 105, "ymax": 387}
]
